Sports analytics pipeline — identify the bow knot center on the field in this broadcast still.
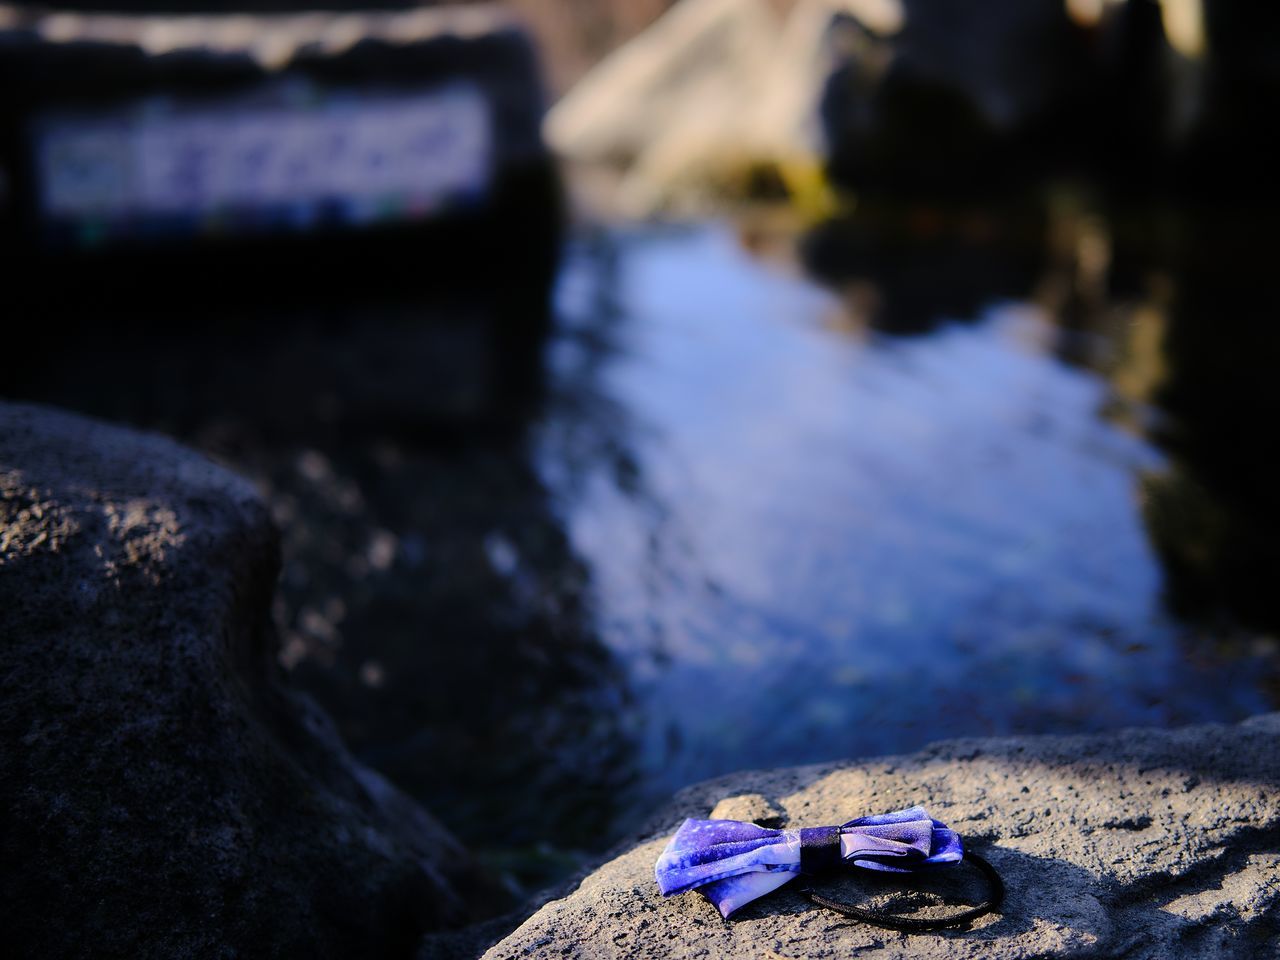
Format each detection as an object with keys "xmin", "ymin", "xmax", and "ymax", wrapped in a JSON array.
[{"xmin": 799, "ymin": 825, "xmax": 842, "ymax": 875}]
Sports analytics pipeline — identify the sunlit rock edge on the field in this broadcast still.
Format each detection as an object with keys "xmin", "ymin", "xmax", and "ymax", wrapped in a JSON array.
[{"xmin": 480, "ymin": 713, "xmax": 1280, "ymax": 959}]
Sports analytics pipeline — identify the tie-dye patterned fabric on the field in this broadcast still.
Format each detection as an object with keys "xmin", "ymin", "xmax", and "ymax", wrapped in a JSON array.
[{"xmin": 654, "ymin": 806, "xmax": 963, "ymax": 918}]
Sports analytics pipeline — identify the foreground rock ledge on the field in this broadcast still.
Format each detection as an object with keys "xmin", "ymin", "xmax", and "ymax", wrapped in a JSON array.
[
  {"xmin": 0, "ymin": 401, "xmax": 487, "ymax": 959},
  {"xmin": 484, "ymin": 714, "xmax": 1280, "ymax": 959}
]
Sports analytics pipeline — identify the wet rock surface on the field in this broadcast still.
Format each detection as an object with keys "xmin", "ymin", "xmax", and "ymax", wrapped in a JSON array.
[
  {"xmin": 483, "ymin": 714, "xmax": 1280, "ymax": 959},
  {"xmin": 0, "ymin": 401, "xmax": 491, "ymax": 960}
]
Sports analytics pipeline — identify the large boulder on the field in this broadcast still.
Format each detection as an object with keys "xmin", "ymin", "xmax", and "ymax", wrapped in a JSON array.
[
  {"xmin": 484, "ymin": 714, "xmax": 1280, "ymax": 958},
  {"xmin": 0, "ymin": 401, "xmax": 492, "ymax": 959}
]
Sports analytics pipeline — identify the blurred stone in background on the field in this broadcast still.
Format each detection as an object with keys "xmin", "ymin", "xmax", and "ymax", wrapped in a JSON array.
[
  {"xmin": 545, "ymin": 0, "xmax": 902, "ymax": 216},
  {"xmin": 543, "ymin": 0, "xmax": 1276, "ymax": 214}
]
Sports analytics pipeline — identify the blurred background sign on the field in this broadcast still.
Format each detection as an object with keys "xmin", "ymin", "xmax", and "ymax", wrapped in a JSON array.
[
  {"xmin": 34, "ymin": 81, "xmax": 490, "ymax": 247},
  {"xmin": 0, "ymin": 2, "xmax": 558, "ymax": 304}
]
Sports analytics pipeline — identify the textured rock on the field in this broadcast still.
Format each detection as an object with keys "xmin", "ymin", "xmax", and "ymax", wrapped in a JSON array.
[
  {"xmin": 484, "ymin": 715, "xmax": 1280, "ymax": 958},
  {"xmin": 709, "ymin": 793, "xmax": 786, "ymax": 827},
  {"xmin": 0, "ymin": 401, "xmax": 490, "ymax": 959}
]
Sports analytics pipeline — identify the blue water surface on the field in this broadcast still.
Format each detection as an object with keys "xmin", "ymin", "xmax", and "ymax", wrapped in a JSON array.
[{"xmin": 538, "ymin": 223, "xmax": 1273, "ymax": 807}]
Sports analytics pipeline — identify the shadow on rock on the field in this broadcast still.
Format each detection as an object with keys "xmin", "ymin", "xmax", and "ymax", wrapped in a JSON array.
[
  {"xmin": 480, "ymin": 715, "xmax": 1280, "ymax": 958},
  {"xmin": 0, "ymin": 401, "xmax": 504, "ymax": 960}
]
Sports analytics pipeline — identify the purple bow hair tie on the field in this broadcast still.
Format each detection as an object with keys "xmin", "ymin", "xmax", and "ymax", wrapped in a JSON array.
[{"xmin": 654, "ymin": 805, "xmax": 964, "ymax": 918}]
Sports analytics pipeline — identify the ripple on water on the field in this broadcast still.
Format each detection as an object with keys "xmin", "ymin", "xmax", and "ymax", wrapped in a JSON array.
[{"xmin": 540, "ymin": 224, "xmax": 1273, "ymax": 810}]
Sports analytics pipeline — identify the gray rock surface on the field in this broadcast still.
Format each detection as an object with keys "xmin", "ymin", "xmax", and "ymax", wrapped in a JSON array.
[
  {"xmin": 0, "ymin": 401, "xmax": 490, "ymax": 959},
  {"xmin": 484, "ymin": 714, "xmax": 1280, "ymax": 958},
  {"xmin": 709, "ymin": 792, "xmax": 785, "ymax": 827}
]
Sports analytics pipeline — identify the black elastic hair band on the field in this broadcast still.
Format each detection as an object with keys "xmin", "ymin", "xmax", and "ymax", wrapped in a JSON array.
[{"xmin": 803, "ymin": 851, "xmax": 1004, "ymax": 933}]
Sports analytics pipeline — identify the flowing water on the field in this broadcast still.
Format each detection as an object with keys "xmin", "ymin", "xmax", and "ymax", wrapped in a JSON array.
[{"xmin": 534, "ymin": 219, "xmax": 1277, "ymax": 834}]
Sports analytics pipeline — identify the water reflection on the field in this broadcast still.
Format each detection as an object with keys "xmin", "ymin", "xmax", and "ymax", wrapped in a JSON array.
[
  {"xmin": 1143, "ymin": 208, "xmax": 1280, "ymax": 641},
  {"xmin": 541, "ymin": 221, "xmax": 1277, "ymax": 812},
  {"xmin": 803, "ymin": 202, "xmax": 1045, "ymax": 334}
]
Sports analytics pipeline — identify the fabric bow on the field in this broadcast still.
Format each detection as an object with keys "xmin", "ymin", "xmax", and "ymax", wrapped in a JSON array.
[{"xmin": 654, "ymin": 805, "xmax": 963, "ymax": 918}]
